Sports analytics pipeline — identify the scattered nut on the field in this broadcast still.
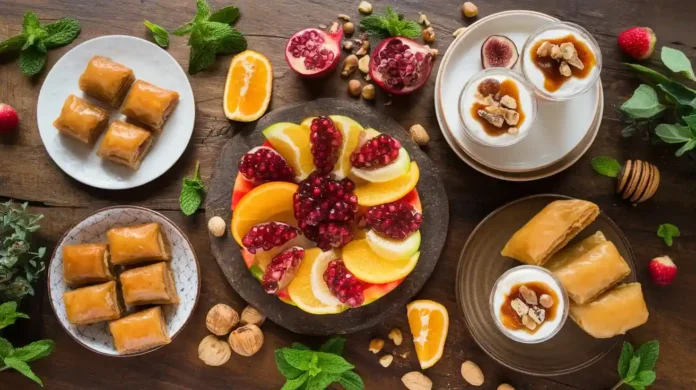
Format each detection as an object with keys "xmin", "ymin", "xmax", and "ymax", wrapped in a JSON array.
[
  {"xmin": 478, "ymin": 109, "xmax": 504, "ymax": 127},
  {"xmin": 484, "ymin": 105, "xmax": 506, "ymax": 116},
  {"xmin": 400, "ymin": 351, "xmax": 410, "ymax": 359},
  {"xmin": 560, "ymin": 42, "xmax": 576, "ymax": 60},
  {"xmin": 358, "ymin": 55, "xmax": 370, "ymax": 74},
  {"xmin": 519, "ymin": 285, "xmax": 538, "ymax": 305},
  {"xmin": 348, "ymin": 79, "xmax": 362, "ymax": 97},
  {"xmin": 462, "ymin": 2, "xmax": 478, "ymax": 18},
  {"xmin": 206, "ymin": 304, "xmax": 239, "ymax": 336},
  {"xmin": 528, "ymin": 306, "xmax": 546, "ymax": 324},
  {"xmin": 358, "ymin": 1, "xmax": 373, "ymax": 15},
  {"xmin": 228, "ymin": 324, "xmax": 264, "ymax": 357},
  {"xmin": 419, "ymin": 12, "xmax": 431, "ymax": 27},
  {"xmin": 207, "ymin": 216, "xmax": 226, "ymax": 237},
  {"xmin": 409, "ymin": 124, "xmax": 430, "ymax": 146},
  {"xmin": 344, "ymin": 22, "xmax": 355, "ymax": 35},
  {"xmin": 536, "ymin": 41, "xmax": 552, "ymax": 57},
  {"xmin": 356, "ymin": 40, "xmax": 370, "ymax": 57},
  {"xmin": 198, "ymin": 335, "xmax": 232, "ymax": 366},
  {"xmin": 341, "ymin": 55, "xmax": 359, "ymax": 77},
  {"xmin": 510, "ymin": 298, "xmax": 529, "ymax": 317},
  {"xmin": 499, "ymin": 95, "xmax": 517, "ymax": 109},
  {"xmin": 503, "ymin": 109, "xmax": 520, "ymax": 126},
  {"xmin": 402, "ymin": 371, "xmax": 432, "ymax": 390},
  {"xmin": 508, "ymin": 127, "xmax": 519, "ymax": 135},
  {"xmin": 338, "ymin": 14, "xmax": 351, "ymax": 22},
  {"xmin": 343, "ymin": 41, "xmax": 354, "ymax": 51},
  {"xmin": 361, "ymin": 84, "xmax": 376, "ymax": 100},
  {"xmin": 521, "ymin": 314, "xmax": 537, "ymax": 330},
  {"xmin": 461, "ymin": 360, "xmax": 484, "ymax": 386},
  {"xmin": 539, "ymin": 294, "xmax": 554, "ymax": 309},
  {"xmin": 498, "ymin": 384, "xmax": 516, "ymax": 390},
  {"xmin": 559, "ymin": 61, "xmax": 572, "ymax": 77},
  {"xmin": 369, "ymin": 338, "xmax": 385, "ymax": 353},
  {"xmin": 240, "ymin": 305, "xmax": 265, "ymax": 326},
  {"xmin": 453, "ymin": 27, "xmax": 468, "ymax": 38},
  {"xmin": 388, "ymin": 328, "xmax": 403, "ymax": 346},
  {"xmin": 379, "ymin": 354, "xmax": 394, "ymax": 367},
  {"xmin": 422, "ymin": 27, "xmax": 436, "ymax": 43}
]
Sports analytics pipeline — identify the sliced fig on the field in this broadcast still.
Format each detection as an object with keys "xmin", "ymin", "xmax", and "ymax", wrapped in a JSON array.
[{"xmin": 481, "ymin": 35, "xmax": 519, "ymax": 69}]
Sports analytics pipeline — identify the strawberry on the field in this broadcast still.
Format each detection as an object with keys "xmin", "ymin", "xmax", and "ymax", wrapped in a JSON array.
[
  {"xmin": 617, "ymin": 27, "xmax": 656, "ymax": 60},
  {"xmin": 0, "ymin": 103, "xmax": 19, "ymax": 134},
  {"xmin": 648, "ymin": 256, "xmax": 677, "ymax": 286}
]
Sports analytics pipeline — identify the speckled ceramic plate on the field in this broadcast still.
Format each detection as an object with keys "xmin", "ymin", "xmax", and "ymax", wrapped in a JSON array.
[
  {"xmin": 48, "ymin": 206, "xmax": 200, "ymax": 357},
  {"xmin": 456, "ymin": 195, "xmax": 637, "ymax": 376}
]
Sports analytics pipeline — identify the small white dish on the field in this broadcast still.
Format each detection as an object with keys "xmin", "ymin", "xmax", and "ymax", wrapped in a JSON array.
[
  {"xmin": 37, "ymin": 35, "xmax": 195, "ymax": 190},
  {"xmin": 48, "ymin": 206, "xmax": 200, "ymax": 357}
]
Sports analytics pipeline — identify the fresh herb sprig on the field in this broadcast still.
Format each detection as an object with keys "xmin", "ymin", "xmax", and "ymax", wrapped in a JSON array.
[
  {"xmin": 612, "ymin": 340, "xmax": 659, "ymax": 390},
  {"xmin": 360, "ymin": 6, "xmax": 421, "ymax": 39},
  {"xmin": 591, "ymin": 156, "xmax": 622, "ymax": 177},
  {"xmin": 179, "ymin": 161, "xmax": 205, "ymax": 216},
  {"xmin": 144, "ymin": 21, "xmax": 169, "ymax": 48},
  {"xmin": 657, "ymin": 223, "xmax": 680, "ymax": 247},
  {"xmin": 0, "ymin": 12, "xmax": 80, "ymax": 76},
  {"xmin": 275, "ymin": 337, "xmax": 364, "ymax": 390},
  {"xmin": 0, "ymin": 302, "xmax": 54, "ymax": 387}
]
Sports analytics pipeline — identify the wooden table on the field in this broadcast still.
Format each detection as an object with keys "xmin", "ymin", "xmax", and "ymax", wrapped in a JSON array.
[{"xmin": 1, "ymin": 1, "xmax": 694, "ymax": 389}]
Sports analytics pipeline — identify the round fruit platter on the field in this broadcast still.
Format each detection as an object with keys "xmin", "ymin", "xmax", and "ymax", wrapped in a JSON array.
[{"xmin": 206, "ymin": 98, "xmax": 448, "ymax": 335}]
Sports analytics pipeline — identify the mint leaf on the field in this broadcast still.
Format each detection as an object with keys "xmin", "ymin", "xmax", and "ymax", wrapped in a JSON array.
[
  {"xmin": 43, "ymin": 18, "xmax": 81, "ymax": 49},
  {"xmin": 657, "ymin": 225, "xmax": 679, "ymax": 247},
  {"xmin": 275, "ymin": 349, "xmax": 304, "ymax": 379},
  {"xmin": 629, "ymin": 371, "xmax": 656, "ymax": 387},
  {"xmin": 658, "ymin": 81, "xmax": 696, "ymax": 108},
  {"xmin": 620, "ymin": 85, "xmax": 666, "ymax": 119},
  {"xmin": 179, "ymin": 162, "xmax": 204, "ymax": 215},
  {"xmin": 10, "ymin": 340, "xmax": 54, "ymax": 362},
  {"xmin": 209, "ymin": 6, "xmax": 240, "ymax": 24},
  {"xmin": 173, "ymin": 23, "xmax": 194, "ymax": 36},
  {"xmin": 0, "ymin": 338, "xmax": 13, "ymax": 359},
  {"xmin": 676, "ymin": 139, "xmax": 696, "ymax": 156},
  {"xmin": 306, "ymin": 372, "xmax": 341, "ymax": 390},
  {"xmin": 655, "ymin": 123, "xmax": 694, "ymax": 144},
  {"xmin": 319, "ymin": 337, "xmax": 345, "ymax": 356},
  {"xmin": 661, "ymin": 47, "xmax": 695, "ymax": 80},
  {"xmin": 591, "ymin": 156, "xmax": 621, "ymax": 178},
  {"xmin": 215, "ymin": 29, "xmax": 247, "ymax": 54},
  {"xmin": 315, "ymin": 351, "xmax": 354, "ymax": 374},
  {"xmin": 339, "ymin": 371, "xmax": 364, "ymax": 390},
  {"xmin": 0, "ymin": 301, "xmax": 29, "ymax": 330},
  {"xmin": 360, "ymin": 6, "xmax": 421, "ymax": 39},
  {"xmin": 144, "ymin": 21, "xmax": 169, "ymax": 48},
  {"xmin": 281, "ymin": 373, "xmax": 309, "ymax": 390},
  {"xmin": 281, "ymin": 349, "xmax": 314, "ymax": 370},
  {"xmin": 682, "ymin": 114, "xmax": 696, "ymax": 131},
  {"xmin": 19, "ymin": 44, "xmax": 46, "ymax": 76},
  {"xmin": 625, "ymin": 356, "xmax": 642, "ymax": 382},
  {"xmin": 625, "ymin": 63, "xmax": 673, "ymax": 86},
  {"xmin": 194, "ymin": 0, "xmax": 211, "ymax": 24},
  {"xmin": 618, "ymin": 341, "xmax": 634, "ymax": 378},
  {"xmin": 3, "ymin": 357, "xmax": 42, "ymax": 386},
  {"xmin": 22, "ymin": 12, "xmax": 46, "ymax": 39},
  {"xmin": 0, "ymin": 34, "xmax": 27, "ymax": 54},
  {"xmin": 291, "ymin": 342, "xmax": 310, "ymax": 351}
]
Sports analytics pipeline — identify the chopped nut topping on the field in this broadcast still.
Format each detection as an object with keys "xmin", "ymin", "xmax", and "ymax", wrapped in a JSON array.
[
  {"xmin": 477, "ymin": 109, "xmax": 504, "ymax": 128},
  {"xmin": 379, "ymin": 354, "xmax": 394, "ymax": 367},
  {"xmin": 485, "ymin": 105, "xmax": 506, "ymax": 116},
  {"xmin": 559, "ymin": 61, "xmax": 572, "ymax": 77},
  {"xmin": 519, "ymin": 285, "xmax": 538, "ymax": 305},
  {"xmin": 550, "ymin": 44, "xmax": 563, "ymax": 59},
  {"xmin": 388, "ymin": 328, "xmax": 403, "ymax": 346},
  {"xmin": 511, "ymin": 298, "xmax": 529, "ymax": 317},
  {"xmin": 369, "ymin": 338, "xmax": 385, "ymax": 353},
  {"xmin": 499, "ymin": 95, "xmax": 517, "ymax": 109},
  {"xmin": 508, "ymin": 127, "xmax": 519, "ymax": 135},
  {"xmin": 504, "ymin": 109, "xmax": 520, "ymax": 126},
  {"xmin": 560, "ymin": 42, "xmax": 576, "ymax": 60},
  {"xmin": 536, "ymin": 41, "xmax": 552, "ymax": 57},
  {"xmin": 528, "ymin": 306, "xmax": 546, "ymax": 324},
  {"xmin": 539, "ymin": 294, "xmax": 554, "ymax": 308},
  {"xmin": 521, "ymin": 314, "xmax": 537, "ymax": 330}
]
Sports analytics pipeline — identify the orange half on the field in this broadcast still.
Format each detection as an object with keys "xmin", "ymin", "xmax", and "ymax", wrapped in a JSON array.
[
  {"xmin": 407, "ymin": 300, "xmax": 449, "ymax": 369},
  {"xmin": 230, "ymin": 181, "xmax": 298, "ymax": 246},
  {"xmin": 224, "ymin": 50, "xmax": 273, "ymax": 122}
]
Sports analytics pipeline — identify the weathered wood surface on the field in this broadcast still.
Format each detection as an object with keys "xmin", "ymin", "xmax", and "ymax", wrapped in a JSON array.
[{"xmin": 1, "ymin": 0, "xmax": 695, "ymax": 389}]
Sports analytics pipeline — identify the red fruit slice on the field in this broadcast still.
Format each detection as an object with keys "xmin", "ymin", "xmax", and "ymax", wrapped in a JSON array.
[
  {"xmin": 323, "ymin": 259, "xmax": 364, "ymax": 307},
  {"xmin": 285, "ymin": 23, "xmax": 343, "ymax": 78},
  {"xmin": 369, "ymin": 37, "xmax": 435, "ymax": 95},
  {"xmin": 231, "ymin": 174, "xmax": 254, "ymax": 210},
  {"xmin": 262, "ymin": 246, "xmax": 305, "ymax": 294},
  {"xmin": 309, "ymin": 116, "xmax": 343, "ymax": 176},
  {"xmin": 238, "ymin": 146, "xmax": 295, "ymax": 185},
  {"xmin": 350, "ymin": 134, "xmax": 402, "ymax": 169}
]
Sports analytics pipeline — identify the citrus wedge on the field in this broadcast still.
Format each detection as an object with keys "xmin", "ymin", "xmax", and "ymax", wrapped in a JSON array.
[
  {"xmin": 342, "ymin": 239, "xmax": 419, "ymax": 284},
  {"xmin": 300, "ymin": 116, "xmax": 317, "ymax": 130},
  {"xmin": 407, "ymin": 300, "xmax": 449, "ymax": 369},
  {"xmin": 224, "ymin": 50, "xmax": 273, "ymax": 122},
  {"xmin": 366, "ymin": 230, "xmax": 421, "ymax": 261},
  {"xmin": 354, "ymin": 162, "xmax": 420, "ymax": 206},
  {"xmin": 329, "ymin": 115, "xmax": 364, "ymax": 180},
  {"xmin": 231, "ymin": 182, "xmax": 298, "ymax": 246},
  {"xmin": 310, "ymin": 250, "xmax": 343, "ymax": 306},
  {"xmin": 287, "ymin": 248, "xmax": 347, "ymax": 314},
  {"xmin": 263, "ymin": 122, "xmax": 314, "ymax": 180},
  {"xmin": 352, "ymin": 147, "xmax": 411, "ymax": 183}
]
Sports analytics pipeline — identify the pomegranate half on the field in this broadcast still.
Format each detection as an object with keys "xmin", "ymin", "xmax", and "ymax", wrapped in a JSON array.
[
  {"xmin": 369, "ymin": 37, "xmax": 435, "ymax": 95},
  {"xmin": 285, "ymin": 23, "xmax": 343, "ymax": 78}
]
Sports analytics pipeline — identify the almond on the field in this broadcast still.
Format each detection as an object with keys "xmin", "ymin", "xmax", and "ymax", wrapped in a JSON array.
[
  {"xmin": 461, "ymin": 360, "xmax": 484, "ymax": 386},
  {"xmin": 402, "ymin": 371, "xmax": 432, "ymax": 390}
]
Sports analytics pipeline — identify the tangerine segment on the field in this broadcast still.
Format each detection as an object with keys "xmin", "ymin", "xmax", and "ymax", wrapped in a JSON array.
[
  {"xmin": 287, "ymin": 248, "xmax": 347, "ymax": 315},
  {"xmin": 354, "ymin": 162, "xmax": 420, "ymax": 206},
  {"xmin": 329, "ymin": 115, "xmax": 364, "ymax": 180},
  {"xmin": 231, "ymin": 182, "xmax": 298, "ymax": 246},
  {"xmin": 224, "ymin": 50, "xmax": 273, "ymax": 122},
  {"xmin": 263, "ymin": 122, "xmax": 314, "ymax": 180},
  {"xmin": 342, "ymin": 239, "xmax": 420, "ymax": 284},
  {"xmin": 406, "ymin": 300, "xmax": 449, "ymax": 369}
]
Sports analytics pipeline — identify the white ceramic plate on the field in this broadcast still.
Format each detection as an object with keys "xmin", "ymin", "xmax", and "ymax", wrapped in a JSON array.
[
  {"xmin": 48, "ymin": 206, "xmax": 200, "ymax": 357},
  {"xmin": 436, "ymin": 11, "xmax": 601, "ymax": 173},
  {"xmin": 37, "ymin": 35, "xmax": 195, "ymax": 190}
]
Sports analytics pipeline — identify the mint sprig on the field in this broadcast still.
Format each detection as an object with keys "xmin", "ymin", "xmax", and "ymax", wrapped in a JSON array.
[
  {"xmin": 179, "ymin": 161, "xmax": 204, "ymax": 216},
  {"xmin": 144, "ymin": 21, "xmax": 169, "ymax": 48},
  {"xmin": 612, "ymin": 340, "xmax": 659, "ymax": 390},
  {"xmin": 0, "ymin": 302, "xmax": 30, "ymax": 330},
  {"xmin": 275, "ymin": 337, "xmax": 364, "ymax": 390},
  {"xmin": 657, "ymin": 223, "xmax": 680, "ymax": 247},
  {"xmin": 590, "ymin": 156, "xmax": 622, "ymax": 178},
  {"xmin": 360, "ymin": 6, "xmax": 421, "ymax": 39}
]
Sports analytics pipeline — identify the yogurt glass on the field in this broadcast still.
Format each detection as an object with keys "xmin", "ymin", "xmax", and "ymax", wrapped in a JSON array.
[
  {"xmin": 489, "ymin": 265, "xmax": 569, "ymax": 344},
  {"xmin": 521, "ymin": 22, "xmax": 602, "ymax": 101},
  {"xmin": 458, "ymin": 68, "xmax": 538, "ymax": 148}
]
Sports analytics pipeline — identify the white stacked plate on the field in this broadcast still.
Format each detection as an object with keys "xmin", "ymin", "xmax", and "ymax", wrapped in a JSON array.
[{"xmin": 435, "ymin": 11, "xmax": 603, "ymax": 181}]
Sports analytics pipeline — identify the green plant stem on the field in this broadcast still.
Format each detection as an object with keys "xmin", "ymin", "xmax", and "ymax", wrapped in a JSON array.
[
  {"xmin": 610, "ymin": 380, "xmax": 624, "ymax": 390},
  {"xmin": 194, "ymin": 161, "xmax": 200, "ymax": 180},
  {"xmin": 0, "ymin": 366, "xmax": 8, "ymax": 372}
]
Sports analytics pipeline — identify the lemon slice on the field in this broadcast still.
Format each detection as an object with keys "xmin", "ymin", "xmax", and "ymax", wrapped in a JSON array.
[
  {"xmin": 352, "ymin": 148, "xmax": 411, "ymax": 183},
  {"xmin": 287, "ymin": 248, "xmax": 347, "ymax": 315},
  {"xmin": 263, "ymin": 122, "xmax": 314, "ymax": 180},
  {"xmin": 366, "ymin": 230, "xmax": 421, "ymax": 261},
  {"xmin": 329, "ymin": 115, "xmax": 364, "ymax": 180},
  {"xmin": 342, "ymin": 239, "xmax": 420, "ymax": 284}
]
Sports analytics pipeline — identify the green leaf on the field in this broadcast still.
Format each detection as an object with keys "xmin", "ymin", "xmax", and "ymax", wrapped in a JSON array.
[
  {"xmin": 658, "ymin": 81, "xmax": 696, "ymax": 108},
  {"xmin": 249, "ymin": 264, "xmax": 264, "ymax": 280},
  {"xmin": 0, "ymin": 34, "xmax": 28, "ymax": 54},
  {"xmin": 144, "ymin": 21, "xmax": 169, "ymax": 48},
  {"xmin": 625, "ymin": 356, "xmax": 642, "ymax": 382},
  {"xmin": 22, "ymin": 12, "xmax": 45, "ymax": 39},
  {"xmin": 0, "ymin": 338, "xmax": 14, "ymax": 359},
  {"xmin": 188, "ymin": 24, "xmax": 218, "ymax": 74},
  {"xmin": 624, "ymin": 63, "xmax": 673, "ymax": 86},
  {"xmin": 281, "ymin": 373, "xmax": 309, "ymax": 390},
  {"xmin": 209, "ymin": 6, "xmax": 240, "ymax": 25},
  {"xmin": 275, "ymin": 349, "xmax": 304, "ymax": 380},
  {"xmin": 338, "ymin": 370, "xmax": 364, "ymax": 390},
  {"xmin": 590, "ymin": 156, "xmax": 622, "ymax": 178},
  {"xmin": 661, "ymin": 47, "xmax": 695, "ymax": 80},
  {"xmin": 657, "ymin": 224, "xmax": 680, "ymax": 247},
  {"xmin": 319, "ymin": 337, "xmax": 345, "ymax": 356},
  {"xmin": 3, "ymin": 357, "xmax": 43, "ymax": 386},
  {"xmin": 359, "ymin": 6, "xmax": 421, "ymax": 39},
  {"xmin": 629, "ymin": 371, "xmax": 656, "ymax": 387},
  {"xmin": 280, "ymin": 348, "xmax": 314, "ymax": 370},
  {"xmin": 620, "ymin": 85, "xmax": 666, "ymax": 119},
  {"xmin": 43, "ymin": 19, "xmax": 81, "ymax": 49},
  {"xmin": 682, "ymin": 114, "xmax": 696, "ymax": 131},
  {"xmin": 0, "ymin": 301, "xmax": 29, "ymax": 329},
  {"xmin": 179, "ymin": 186, "xmax": 202, "ymax": 216},
  {"xmin": 676, "ymin": 139, "xmax": 696, "ymax": 156},
  {"xmin": 215, "ymin": 29, "xmax": 247, "ymax": 55},
  {"xmin": 19, "ymin": 44, "xmax": 47, "ymax": 76},
  {"xmin": 307, "ymin": 353, "xmax": 321, "ymax": 377},
  {"xmin": 655, "ymin": 123, "xmax": 694, "ymax": 144},
  {"xmin": 618, "ymin": 341, "xmax": 635, "ymax": 378},
  {"xmin": 306, "ymin": 372, "xmax": 341, "ymax": 390},
  {"xmin": 173, "ymin": 23, "xmax": 194, "ymax": 36},
  {"xmin": 291, "ymin": 342, "xmax": 310, "ymax": 351},
  {"xmin": 315, "ymin": 351, "xmax": 354, "ymax": 374},
  {"xmin": 628, "ymin": 386, "xmax": 646, "ymax": 390},
  {"xmin": 193, "ymin": 0, "xmax": 211, "ymax": 24},
  {"xmin": 10, "ymin": 340, "xmax": 54, "ymax": 362}
]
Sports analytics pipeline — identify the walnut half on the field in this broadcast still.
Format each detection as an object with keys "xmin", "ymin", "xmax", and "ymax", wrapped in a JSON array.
[{"xmin": 477, "ymin": 110, "xmax": 504, "ymax": 128}]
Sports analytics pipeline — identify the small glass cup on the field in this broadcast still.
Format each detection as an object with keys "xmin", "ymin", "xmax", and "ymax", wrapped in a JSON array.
[
  {"xmin": 489, "ymin": 265, "xmax": 569, "ymax": 344},
  {"xmin": 520, "ymin": 21, "xmax": 603, "ymax": 102},
  {"xmin": 458, "ymin": 67, "xmax": 538, "ymax": 148}
]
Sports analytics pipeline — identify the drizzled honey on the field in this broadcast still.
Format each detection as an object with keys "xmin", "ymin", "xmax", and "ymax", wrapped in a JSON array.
[
  {"xmin": 470, "ymin": 79, "xmax": 525, "ymax": 137},
  {"xmin": 530, "ymin": 34, "xmax": 596, "ymax": 92},
  {"xmin": 500, "ymin": 281, "xmax": 558, "ymax": 334}
]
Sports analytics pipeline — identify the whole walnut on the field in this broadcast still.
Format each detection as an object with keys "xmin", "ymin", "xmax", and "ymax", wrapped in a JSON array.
[
  {"xmin": 228, "ymin": 324, "xmax": 264, "ymax": 356},
  {"xmin": 206, "ymin": 304, "xmax": 239, "ymax": 336}
]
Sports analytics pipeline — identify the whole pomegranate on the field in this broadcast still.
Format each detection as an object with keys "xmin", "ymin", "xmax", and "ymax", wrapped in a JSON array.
[
  {"xmin": 285, "ymin": 22, "xmax": 343, "ymax": 78},
  {"xmin": 369, "ymin": 37, "xmax": 435, "ymax": 95}
]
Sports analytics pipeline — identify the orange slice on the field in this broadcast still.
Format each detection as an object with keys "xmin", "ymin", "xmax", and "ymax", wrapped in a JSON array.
[
  {"xmin": 263, "ymin": 122, "xmax": 314, "ymax": 180},
  {"xmin": 224, "ymin": 50, "xmax": 273, "ymax": 122},
  {"xmin": 231, "ymin": 182, "xmax": 298, "ymax": 246},
  {"xmin": 287, "ymin": 248, "xmax": 347, "ymax": 315},
  {"xmin": 342, "ymin": 239, "xmax": 419, "ymax": 284},
  {"xmin": 407, "ymin": 300, "xmax": 449, "ymax": 369},
  {"xmin": 354, "ymin": 162, "xmax": 420, "ymax": 206}
]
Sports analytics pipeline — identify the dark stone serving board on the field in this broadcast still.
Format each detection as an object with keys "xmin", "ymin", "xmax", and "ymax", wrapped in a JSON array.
[{"xmin": 205, "ymin": 98, "xmax": 449, "ymax": 335}]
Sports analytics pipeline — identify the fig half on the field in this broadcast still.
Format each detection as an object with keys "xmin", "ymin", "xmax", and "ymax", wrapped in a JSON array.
[{"xmin": 481, "ymin": 35, "xmax": 519, "ymax": 69}]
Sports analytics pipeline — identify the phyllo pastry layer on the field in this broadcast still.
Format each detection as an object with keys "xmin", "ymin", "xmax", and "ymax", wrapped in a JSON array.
[
  {"xmin": 107, "ymin": 223, "xmax": 169, "ymax": 265},
  {"xmin": 62, "ymin": 243, "xmax": 113, "ymax": 288},
  {"xmin": 53, "ymin": 95, "xmax": 109, "ymax": 144},
  {"xmin": 501, "ymin": 199, "xmax": 600, "ymax": 266},
  {"xmin": 63, "ymin": 281, "xmax": 121, "ymax": 325},
  {"xmin": 97, "ymin": 120, "xmax": 153, "ymax": 169},
  {"xmin": 121, "ymin": 80, "xmax": 179, "ymax": 131},
  {"xmin": 120, "ymin": 262, "xmax": 179, "ymax": 306},
  {"xmin": 78, "ymin": 56, "xmax": 135, "ymax": 107},
  {"xmin": 109, "ymin": 306, "xmax": 170, "ymax": 355}
]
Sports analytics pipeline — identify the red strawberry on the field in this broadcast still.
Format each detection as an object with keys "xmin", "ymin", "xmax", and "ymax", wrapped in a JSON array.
[
  {"xmin": 648, "ymin": 256, "xmax": 677, "ymax": 286},
  {"xmin": 617, "ymin": 27, "xmax": 656, "ymax": 60},
  {"xmin": 0, "ymin": 103, "xmax": 19, "ymax": 134}
]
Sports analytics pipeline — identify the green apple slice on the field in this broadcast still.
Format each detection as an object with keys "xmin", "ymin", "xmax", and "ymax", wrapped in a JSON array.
[
  {"xmin": 351, "ymin": 147, "xmax": 411, "ymax": 183},
  {"xmin": 366, "ymin": 229, "xmax": 421, "ymax": 261},
  {"xmin": 310, "ymin": 250, "xmax": 346, "ymax": 306}
]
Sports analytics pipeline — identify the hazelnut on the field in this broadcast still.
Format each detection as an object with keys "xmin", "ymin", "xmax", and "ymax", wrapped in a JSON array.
[
  {"xmin": 198, "ymin": 335, "xmax": 231, "ymax": 366},
  {"xmin": 419, "ymin": 12, "xmax": 431, "ymax": 27},
  {"xmin": 388, "ymin": 328, "xmax": 403, "ymax": 346},
  {"xmin": 453, "ymin": 27, "xmax": 468, "ymax": 38},
  {"xmin": 361, "ymin": 84, "xmax": 376, "ymax": 100},
  {"xmin": 409, "ymin": 124, "xmax": 430, "ymax": 146},
  {"xmin": 207, "ymin": 216, "xmax": 226, "ymax": 237},
  {"xmin": 402, "ymin": 371, "xmax": 432, "ymax": 390},
  {"xmin": 228, "ymin": 324, "xmax": 264, "ymax": 357},
  {"xmin": 498, "ymin": 384, "xmax": 516, "ymax": 390},
  {"xmin": 348, "ymin": 80, "xmax": 362, "ymax": 97},
  {"xmin": 358, "ymin": 1, "xmax": 373, "ymax": 15},
  {"xmin": 338, "ymin": 14, "xmax": 351, "ymax": 22},
  {"xmin": 358, "ymin": 55, "xmax": 370, "ymax": 74},
  {"xmin": 240, "ymin": 305, "xmax": 265, "ymax": 326},
  {"xmin": 379, "ymin": 354, "xmax": 394, "ymax": 367},
  {"xmin": 341, "ymin": 55, "xmax": 359, "ymax": 77},
  {"xmin": 206, "ymin": 304, "xmax": 239, "ymax": 336},
  {"xmin": 462, "ymin": 2, "xmax": 478, "ymax": 18},
  {"xmin": 422, "ymin": 27, "xmax": 436, "ymax": 43},
  {"xmin": 343, "ymin": 22, "xmax": 355, "ymax": 35},
  {"xmin": 368, "ymin": 338, "xmax": 384, "ymax": 353},
  {"xmin": 461, "ymin": 360, "xmax": 485, "ymax": 386}
]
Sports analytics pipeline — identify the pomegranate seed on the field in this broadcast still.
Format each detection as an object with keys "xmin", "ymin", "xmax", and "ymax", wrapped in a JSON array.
[
  {"xmin": 350, "ymin": 134, "xmax": 402, "ymax": 169},
  {"xmin": 242, "ymin": 222, "xmax": 301, "ymax": 254},
  {"xmin": 323, "ymin": 259, "xmax": 364, "ymax": 307},
  {"xmin": 366, "ymin": 202, "xmax": 422, "ymax": 239},
  {"xmin": 261, "ymin": 247, "xmax": 305, "ymax": 294},
  {"xmin": 238, "ymin": 147, "xmax": 295, "ymax": 184},
  {"xmin": 310, "ymin": 116, "xmax": 343, "ymax": 176}
]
